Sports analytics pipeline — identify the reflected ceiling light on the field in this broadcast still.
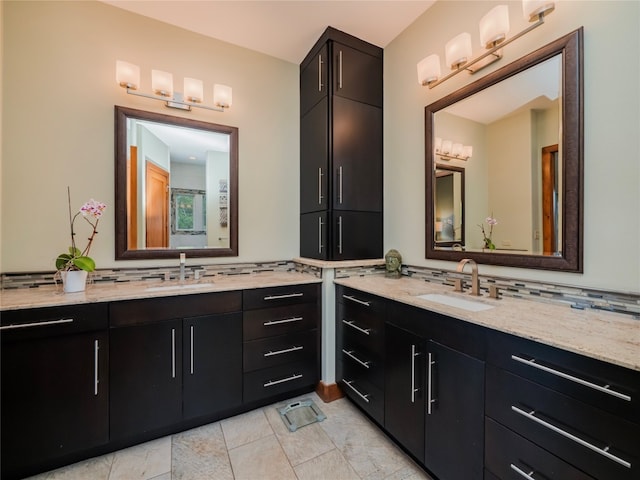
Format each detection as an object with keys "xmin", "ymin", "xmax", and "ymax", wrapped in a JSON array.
[
  {"xmin": 116, "ymin": 61, "xmax": 231, "ymax": 112},
  {"xmin": 417, "ymin": 0, "xmax": 556, "ymax": 89},
  {"xmin": 435, "ymin": 138, "xmax": 473, "ymax": 161}
]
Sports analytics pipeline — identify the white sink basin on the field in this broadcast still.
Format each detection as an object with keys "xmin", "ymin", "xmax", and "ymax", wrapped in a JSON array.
[
  {"xmin": 415, "ymin": 293, "xmax": 494, "ymax": 312},
  {"xmin": 145, "ymin": 283, "xmax": 212, "ymax": 292}
]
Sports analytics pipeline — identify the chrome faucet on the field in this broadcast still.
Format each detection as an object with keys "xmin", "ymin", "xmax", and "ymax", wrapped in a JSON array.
[
  {"xmin": 179, "ymin": 253, "xmax": 186, "ymax": 282},
  {"xmin": 456, "ymin": 258, "xmax": 480, "ymax": 296}
]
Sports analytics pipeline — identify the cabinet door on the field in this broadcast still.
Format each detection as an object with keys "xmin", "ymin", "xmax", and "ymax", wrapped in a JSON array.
[
  {"xmin": 425, "ymin": 340, "xmax": 485, "ymax": 480},
  {"xmin": 300, "ymin": 44, "xmax": 328, "ymax": 116},
  {"xmin": 110, "ymin": 319, "xmax": 183, "ymax": 440},
  {"xmin": 300, "ymin": 97, "xmax": 329, "ymax": 214},
  {"xmin": 384, "ymin": 324, "xmax": 425, "ymax": 462},
  {"xmin": 183, "ymin": 313, "xmax": 242, "ymax": 420},
  {"xmin": 332, "ymin": 42, "xmax": 382, "ymax": 107},
  {"xmin": 333, "ymin": 96, "xmax": 382, "ymax": 212},
  {"xmin": 300, "ymin": 211, "xmax": 329, "ymax": 259},
  {"xmin": 1, "ymin": 330, "xmax": 108, "ymax": 479},
  {"xmin": 332, "ymin": 210, "xmax": 382, "ymax": 260}
]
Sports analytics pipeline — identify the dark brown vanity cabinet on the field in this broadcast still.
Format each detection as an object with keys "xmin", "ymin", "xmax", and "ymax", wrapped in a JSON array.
[
  {"xmin": 109, "ymin": 291, "xmax": 243, "ymax": 441},
  {"xmin": 242, "ymin": 283, "xmax": 320, "ymax": 404},
  {"xmin": 0, "ymin": 304, "xmax": 109, "ymax": 480},
  {"xmin": 300, "ymin": 27, "xmax": 383, "ymax": 260},
  {"xmin": 485, "ymin": 330, "xmax": 640, "ymax": 480}
]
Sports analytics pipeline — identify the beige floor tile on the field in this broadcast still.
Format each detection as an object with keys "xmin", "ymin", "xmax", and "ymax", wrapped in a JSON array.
[
  {"xmin": 294, "ymin": 448, "xmax": 361, "ymax": 480},
  {"xmin": 228, "ymin": 434, "xmax": 297, "ymax": 480},
  {"xmin": 377, "ymin": 463, "xmax": 433, "ymax": 480},
  {"xmin": 264, "ymin": 401, "xmax": 335, "ymax": 466},
  {"xmin": 172, "ymin": 422, "xmax": 234, "ymax": 480},
  {"xmin": 220, "ymin": 408, "xmax": 274, "ymax": 450},
  {"xmin": 109, "ymin": 437, "xmax": 171, "ymax": 480},
  {"xmin": 24, "ymin": 454, "xmax": 114, "ymax": 480}
]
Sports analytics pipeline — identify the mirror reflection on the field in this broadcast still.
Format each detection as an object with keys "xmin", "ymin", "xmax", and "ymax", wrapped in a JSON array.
[
  {"xmin": 425, "ymin": 29, "xmax": 583, "ymax": 272},
  {"xmin": 115, "ymin": 106, "xmax": 238, "ymax": 260}
]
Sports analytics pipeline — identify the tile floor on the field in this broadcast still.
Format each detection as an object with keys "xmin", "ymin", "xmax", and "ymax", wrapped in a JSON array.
[{"xmin": 26, "ymin": 392, "xmax": 432, "ymax": 480}]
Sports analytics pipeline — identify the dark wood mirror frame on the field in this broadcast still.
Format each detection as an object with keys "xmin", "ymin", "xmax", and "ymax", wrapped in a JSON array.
[
  {"xmin": 115, "ymin": 106, "xmax": 239, "ymax": 260},
  {"xmin": 425, "ymin": 28, "xmax": 583, "ymax": 272}
]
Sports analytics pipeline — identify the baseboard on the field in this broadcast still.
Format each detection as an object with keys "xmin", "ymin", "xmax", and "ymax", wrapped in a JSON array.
[{"xmin": 315, "ymin": 381, "xmax": 344, "ymax": 403}]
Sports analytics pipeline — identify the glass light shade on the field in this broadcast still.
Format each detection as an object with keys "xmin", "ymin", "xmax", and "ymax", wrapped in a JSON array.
[
  {"xmin": 213, "ymin": 84, "xmax": 232, "ymax": 108},
  {"xmin": 452, "ymin": 143, "xmax": 463, "ymax": 157},
  {"xmin": 479, "ymin": 5, "xmax": 510, "ymax": 48},
  {"xmin": 116, "ymin": 61, "xmax": 140, "ymax": 89},
  {"xmin": 417, "ymin": 54, "xmax": 441, "ymax": 85},
  {"xmin": 523, "ymin": 0, "xmax": 555, "ymax": 21},
  {"xmin": 463, "ymin": 145, "xmax": 473, "ymax": 159},
  {"xmin": 445, "ymin": 32, "xmax": 473, "ymax": 70},
  {"xmin": 434, "ymin": 137, "xmax": 443, "ymax": 153},
  {"xmin": 184, "ymin": 77, "xmax": 204, "ymax": 103},
  {"xmin": 441, "ymin": 140, "xmax": 453, "ymax": 155},
  {"xmin": 152, "ymin": 70, "xmax": 173, "ymax": 97}
]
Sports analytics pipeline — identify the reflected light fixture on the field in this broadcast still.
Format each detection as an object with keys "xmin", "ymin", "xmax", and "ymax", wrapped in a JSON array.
[
  {"xmin": 417, "ymin": 0, "xmax": 555, "ymax": 89},
  {"xmin": 435, "ymin": 137, "xmax": 473, "ymax": 161},
  {"xmin": 116, "ymin": 60, "xmax": 232, "ymax": 112}
]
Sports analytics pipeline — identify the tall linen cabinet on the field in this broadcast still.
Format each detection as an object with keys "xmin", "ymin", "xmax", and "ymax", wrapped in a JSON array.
[{"xmin": 299, "ymin": 27, "xmax": 383, "ymax": 260}]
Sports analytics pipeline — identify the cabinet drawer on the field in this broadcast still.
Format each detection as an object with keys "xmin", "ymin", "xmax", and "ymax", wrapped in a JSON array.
[
  {"xmin": 110, "ymin": 291, "xmax": 241, "ymax": 327},
  {"xmin": 486, "ymin": 366, "xmax": 638, "ymax": 480},
  {"xmin": 340, "ymin": 343, "xmax": 384, "ymax": 389},
  {"xmin": 337, "ymin": 286, "xmax": 386, "ymax": 317},
  {"xmin": 340, "ymin": 376, "xmax": 384, "ymax": 425},
  {"xmin": 243, "ymin": 303, "xmax": 318, "ymax": 341},
  {"xmin": 487, "ymin": 330, "xmax": 639, "ymax": 423},
  {"xmin": 243, "ymin": 283, "xmax": 319, "ymax": 310},
  {"xmin": 243, "ymin": 330, "xmax": 317, "ymax": 372},
  {"xmin": 243, "ymin": 361, "xmax": 317, "ymax": 404},
  {"xmin": 1, "ymin": 303, "xmax": 108, "ymax": 340},
  {"xmin": 486, "ymin": 417, "xmax": 595, "ymax": 480}
]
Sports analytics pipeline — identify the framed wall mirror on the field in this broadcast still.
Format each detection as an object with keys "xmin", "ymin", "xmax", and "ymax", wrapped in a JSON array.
[
  {"xmin": 425, "ymin": 28, "xmax": 583, "ymax": 272},
  {"xmin": 115, "ymin": 106, "xmax": 238, "ymax": 260}
]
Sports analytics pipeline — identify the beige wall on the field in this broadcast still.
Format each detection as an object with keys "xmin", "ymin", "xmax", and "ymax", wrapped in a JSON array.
[
  {"xmin": 384, "ymin": 0, "xmax": 640, "ymax": 292},
  {"xmin": 1, "ymin": 1, "xmax": 299, "ymax": 272}
]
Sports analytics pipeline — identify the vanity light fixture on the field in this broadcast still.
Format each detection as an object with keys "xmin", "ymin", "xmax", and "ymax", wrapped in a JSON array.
[
  {"xmin": 435, "ymin": 137, "xmax": 473, "ymax": 161},
  {"xmin": 417, "ymin": 0, "xmax": 555, "ymax": 89},
  {"xmin": 116, "ymin": 61, "xmax": 232, "ymax": 112}
]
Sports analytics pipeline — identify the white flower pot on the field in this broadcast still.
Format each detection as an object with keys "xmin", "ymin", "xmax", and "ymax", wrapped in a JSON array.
[{"xmin": 61, "ymin": 270, "xmax": 88, "ymax": 293}]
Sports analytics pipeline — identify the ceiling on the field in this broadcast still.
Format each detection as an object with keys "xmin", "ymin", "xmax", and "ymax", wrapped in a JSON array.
[{"xmin": 101, "ymin": 0, "xmax": 435, "ymax": 64}]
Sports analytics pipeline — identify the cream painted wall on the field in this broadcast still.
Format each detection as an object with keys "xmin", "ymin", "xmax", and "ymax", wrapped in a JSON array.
[
  {"xmin": 1, "ymin": 0, "xmax": 299, "ymax": 272},
  {"xmin": 384, "ymin": 0, "xmax": 640, "ymax": 292}
]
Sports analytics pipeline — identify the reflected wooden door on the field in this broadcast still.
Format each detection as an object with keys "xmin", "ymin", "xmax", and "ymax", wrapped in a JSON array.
[
  {"xmin": 542, "ymin": 144, "xmax": 559, "ymax": 255},
  {"xmin": 127, "ymin": 146, "xmax": 138, "ymax": 249},
  {"xmin": 145, "ymin": 161, "xmax": 169, "ymax": 248}
]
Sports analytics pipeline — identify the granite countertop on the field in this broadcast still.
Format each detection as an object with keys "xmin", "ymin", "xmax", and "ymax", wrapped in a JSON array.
[
  {"xmin": 334, "ymin": 275, "xmax": 640, "ymax": 372},
  {"xmin": 0, "ymin": 271, "xmax": 321, "ymax": 311}
]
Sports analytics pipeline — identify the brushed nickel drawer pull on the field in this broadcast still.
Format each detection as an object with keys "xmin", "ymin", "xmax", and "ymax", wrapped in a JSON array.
[
  {"xmin": 342, "ymin": 349, "xmax": 371, "ymax": 368},
  {"xmin": 0, "ymin": 318, "xmax": 74, "ymax": 330},
  {"xmin": 263, "ymin": 293, "xmax": 304, "ymax": 301},
  {"xmin": 263, "ymin": 316, "xmax": 303, "ymax": 326},
  {"xmin": 511, "ymin": 354, "xmax": 631, "ymax": 402},
  {"xmin": 264, "ymin": 373, "xmax": 302, "ymax": 387},
  {"xmin": 511, "ymin": 405, "xmax": 632, "ymax": 469},
  {"xmin": 342, "ymin": 294, "xmax": 370, "ymax": 307},
  {"xmin": 94, "ymin": 339, "xmax": 99, "ymax": 396},
  {"xmin": 427, "ymin": 352, "xmax": 436, "ymax": 414},
  {"xmin": 342, "ymin": 319, "xmax": 371, "ymax": 335},
  {"xmin": 510, "ymin": 464, "xmax": 537, "ymax": 479},
  {"xmin": 343, "ymin": 379, "xmax": 370, "ymax": 403},
  {"xmin": 264, "ymin": 345, "xmax": 303, "ymax": 357}
]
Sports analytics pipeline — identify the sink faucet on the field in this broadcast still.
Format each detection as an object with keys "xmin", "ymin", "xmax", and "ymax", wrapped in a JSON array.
[
  {"xmin": 179, "ymin": 253, "xmax": 186, "ymax": 282},
  {"xmin": 456, "ymin": 258, "xmax": 480, "ymax": 296}
]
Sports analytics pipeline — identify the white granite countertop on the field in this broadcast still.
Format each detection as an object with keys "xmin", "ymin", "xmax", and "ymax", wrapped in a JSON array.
[
  {"xmin": 0, "ymin": 271, "xmax": 321, "ymax": 311},
  {"xmin": 334, "ymin": 275, "xmax": 640, "ymax": 372}
]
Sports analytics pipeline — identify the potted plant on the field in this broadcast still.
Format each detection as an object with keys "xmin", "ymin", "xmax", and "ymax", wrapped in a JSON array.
[
  {"xmin": 478, "ymin": 215, "xmax": 498, "ymax": 251},
  {"xmin": 55, "ymin": 187, "xmax": 106, "ymax": 292}
]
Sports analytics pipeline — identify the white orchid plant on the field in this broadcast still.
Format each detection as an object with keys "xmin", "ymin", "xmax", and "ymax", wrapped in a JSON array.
[
  {"xmin": 55, "ymin": 188, "xmax": 106, "ymax": 272},
  {"xmin": 478, "ymin": 215, "xmax": 498, "ymax": 251}
]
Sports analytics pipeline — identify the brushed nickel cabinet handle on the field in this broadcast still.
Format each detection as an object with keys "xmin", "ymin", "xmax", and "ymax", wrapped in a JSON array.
[
  {"xmin": 264, "ymin": 345, "xmax": 303, "ymax": 357},
  {"xmin": 318, "ymin": 167, "xmax": 323, "ymax": 204},
  {"xmin": 511, "ymin": 354, "xmax": 631, "ymax": 401},
  {"xmin": 318, "ymin": 54, "xmax": 323, "ymax": 91},
  {"xmin": 342, "ymin": 294, "xmax": 370, "ymax": 307},
  {"xmin": 263, "ymin": 293, "xmax": 304, "ymax": 301},
  {"xmin": 190, "ymin": 325, "xmax": 194, "ymax": 375},
  {"xmin": 344, "ymin": 379, "xmax": 370, "ymax": 403},
  {"xmin": 510, "ymin": 464, "xmax": 537, "ymax": 479},
  {"xmin": 264, "ymin": 373, "xmax": 302, "ymax": 387},
  {"xmin": 171, "ymin": 328, "xmax": 176, "ymax": 379},
  {"xmin": 94, "ymin": 339, "xmax": 99, "ymax": 396},
  {"xmin": 342, "ymin": 349, "xmax": 370, "ymax": 369},
  {"xmin": 0, "ymin": 318, "xmax": 74, "ymax": 330},
  {"xmin": 342, "ymin": 319, "xmax": 370, "ymax": 335},
  {"xmin": 338, "ymin": 50, "xmax": 343, "ymax": 89},
  {"xmin": 263, "ymin": 316, "xmax": 303, "ymax": 326},
  {"xmin": 427, "ymin": 352, "xmax": 436, "ymax": 414},
  {"xmin": 411, "ymin": 344, "xmax": 420, "ymax": 403}
]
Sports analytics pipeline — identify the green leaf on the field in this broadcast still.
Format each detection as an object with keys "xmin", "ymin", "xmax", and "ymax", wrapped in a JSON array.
[
  {"xmin": 73, "ymin": 256, "xmax": 96, "ymax": 272},
  {"xmin": 68, "ymin": 246, "xmax": 82, "ymax": 256},
  {"xmin": 55, "ymin": 253, "xmax": 73, "ymax": 270}
]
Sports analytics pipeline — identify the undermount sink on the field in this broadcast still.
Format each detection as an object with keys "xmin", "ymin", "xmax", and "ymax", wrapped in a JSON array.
[
  {"xmin": 145, "ymin": 283, "xmax": 212, "ymax": 293},
  {"xmin": 415, "ymin": 293, "xmax": 494, "ymax": 312}
]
